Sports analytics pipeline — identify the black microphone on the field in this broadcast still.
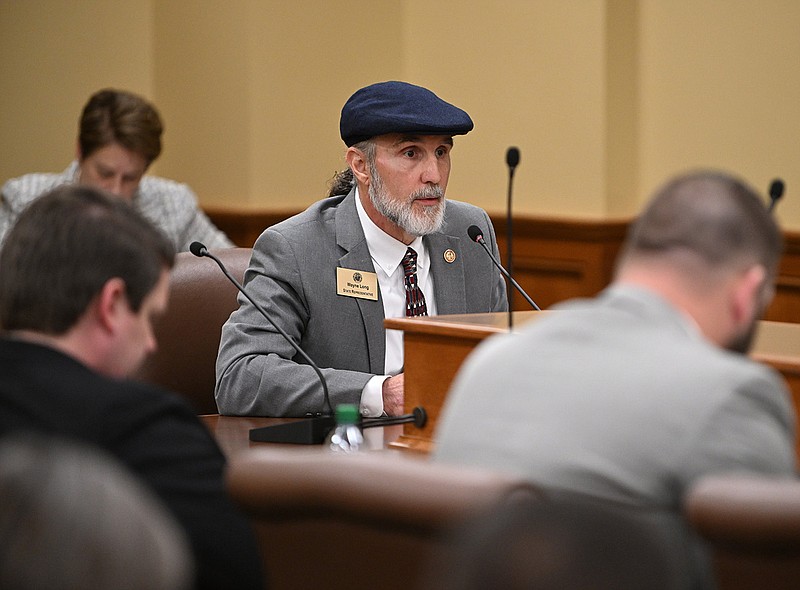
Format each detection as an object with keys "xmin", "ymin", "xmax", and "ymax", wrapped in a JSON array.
[
  {"xmin": 768, "ymin": 178, "xmax": 785, "ymax": 213},
  {"xmin": 467, "ymin": 226, "xmax": 541, "ymax": 311},
  {"xmin": 506, "ymin": 147, "xmax": 520, "ymax": 170},
  {"xmin": 505, "ymin": 147, "xmax": 520, "ymax": 328},
  {"xmin": 191, "ymin": 241, "xmax": 334, "ymax": 444},
  {"xmin": 191, "ymin": 242, "xmax": 427, "ymax": 443}
]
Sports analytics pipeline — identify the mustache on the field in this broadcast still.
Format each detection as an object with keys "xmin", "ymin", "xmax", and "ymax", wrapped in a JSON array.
[{"xmin": 410, "ymin": 185, "xmax": 444, "ymax": 201}]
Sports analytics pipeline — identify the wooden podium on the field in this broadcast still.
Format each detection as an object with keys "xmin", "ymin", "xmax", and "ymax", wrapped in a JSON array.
[
  {"xmin": 385, "ymin": 312, "xmax": 800, "ymax": 457},
  {"xmin": 384, "ymin": 311, "xmax": 541, "ymax": 453}
]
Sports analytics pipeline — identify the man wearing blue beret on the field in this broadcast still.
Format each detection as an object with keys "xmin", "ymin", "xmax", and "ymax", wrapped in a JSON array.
[{"xmin": 216, "ymin": 81, "xmax": 507, "ymax": 417}]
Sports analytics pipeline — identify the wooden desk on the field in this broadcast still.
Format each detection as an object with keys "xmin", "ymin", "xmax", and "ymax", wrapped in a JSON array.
[
  {"xmin": 752, "ymin": 320, "xmax": 800, "ymax": 386},
  {"xmin": 384, "ymin": 311, "xmax": 541, "ymax": 453},
  {"xmin": 386, "ymin": 312, "xmax": 800, "ymax": 456},
  {"xmin": 201, "ymin": 414, "xmax": 403, "ymax": 457},
  {"xmin": 203, "ymin": 317, "xmax": 800, "ymax": 458}
]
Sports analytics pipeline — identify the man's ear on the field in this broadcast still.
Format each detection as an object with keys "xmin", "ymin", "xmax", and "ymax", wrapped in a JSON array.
[
  {"xmin": 95, "ymin": 278, "xmax": 128, "ymax": 334},
  {"xmin": 346, "ymin": 147, "xmax": 370, "ymax": 186},
  {"xmin": 75, "ymin": 140, "xmax": 84, "ymax": 162},
  {"xmin": 731, "ymin": 265, "xmax": 767, "ymax": 325}
]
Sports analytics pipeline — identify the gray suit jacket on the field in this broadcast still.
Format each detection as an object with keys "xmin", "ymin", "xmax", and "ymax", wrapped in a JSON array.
[
  {"xmin": 434, "ymin": 284, "xmax": 797, "ymax": 588},
  {"xmin": 215, "ymin": 189, "xmax": 507, "ymax": 416}
]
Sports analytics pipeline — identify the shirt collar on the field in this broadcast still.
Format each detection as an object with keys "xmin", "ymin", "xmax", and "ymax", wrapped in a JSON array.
[
  {"xmin": 66, "ymin": 160, "xmax": 80, "ymax": 181},
  {"xmin": 355, "ymin": 186, "xmax": 426, "ymax": 276}
]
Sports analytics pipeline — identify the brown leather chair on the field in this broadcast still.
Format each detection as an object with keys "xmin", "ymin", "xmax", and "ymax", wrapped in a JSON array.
[
  {"xmin": 685, "ymin": 474, "xmax": 800, "ymax": 590},
  {"xmin": 133, "ymin": 248, "xmax": 252, "ymax": 414},
  {"xmin": 227, "ymin": 447, "xmax": 540, "ymax": 590}
]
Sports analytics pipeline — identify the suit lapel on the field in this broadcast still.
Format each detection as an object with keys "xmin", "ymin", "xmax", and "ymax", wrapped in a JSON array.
[
  {"xmin": 336, "ymin": 190, "xmax": 386, "ymax": 374},
  {"xmin": 425, "ymin": 232, "xmax": 466, "ymax": 315}
]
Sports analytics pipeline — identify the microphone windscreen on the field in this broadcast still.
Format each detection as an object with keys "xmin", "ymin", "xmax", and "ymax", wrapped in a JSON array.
[
  {"xmin": 506, "ymin": 147, "xmax": 520, "ymax": 169},
  {"xmin": 189, "ymin": 241, "xmax": 207, "ymax": 257},
  {"xmin": 770, "ymin": 178, "xmax": 785, "ymax": 201},
  {"xmin": 467, "ymin": 225, "xmax": 484, "ymax": 243}
]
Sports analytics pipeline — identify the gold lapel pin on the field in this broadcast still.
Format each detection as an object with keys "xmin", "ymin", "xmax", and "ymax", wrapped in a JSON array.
[{"xmin": 443, "ymin": 248, "xmax": 457, "ymax": 264}]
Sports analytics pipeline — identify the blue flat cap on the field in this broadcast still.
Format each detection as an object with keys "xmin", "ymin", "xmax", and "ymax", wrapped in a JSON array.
[{"xmin": 340, "ymin": 81, "xmax": 474, "ymax": 146}]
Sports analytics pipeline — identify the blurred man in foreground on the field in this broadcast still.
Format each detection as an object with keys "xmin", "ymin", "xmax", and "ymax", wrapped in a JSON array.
[
  {"xmin": 435, "ymin": 170, "xmax": 796, "ymax": 588},
  {"xmin": 0, "ymin": 185, "xmax": 263, "ymax": 590}
]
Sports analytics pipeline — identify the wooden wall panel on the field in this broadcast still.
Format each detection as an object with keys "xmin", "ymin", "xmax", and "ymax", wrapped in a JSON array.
[
  {"xmin": 206, "ymin": 208, "xmax": 293, "ymax": 249},
  {"xmin": 206, "ymin": 207, "xmax": 800, "ymax": 323},
  {"xmin": 767, "ymin": 232, "xmax": 800, "ymax": 323},
  {"xmin": 491, "ymin": 216, "xmax": 629, "ymax": 310}
]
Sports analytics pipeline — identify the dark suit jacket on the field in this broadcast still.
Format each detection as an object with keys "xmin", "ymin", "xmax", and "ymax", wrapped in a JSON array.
[
  {"xmin": 0, "ymin": 338, "xmax": 264, "ymax": 590},
  {"xmin": 216, "ymin": 189, "xmax": 507, "ymax": 416}
]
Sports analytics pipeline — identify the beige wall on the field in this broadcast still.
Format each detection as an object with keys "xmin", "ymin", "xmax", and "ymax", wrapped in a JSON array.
[
  {"xmin": 403, "ymin": 1, "xmax": 609, "ymax": 218},
  {"xmin": 638, "ymin": 0, "xmax": 800, "ymax": 227},
  {"xmin": 0, "ymin": 0, "xmax": 155, "ymax": 177},
  {"xmin": 1, "ymin": 1, "xmax": 799, "ymax": 226},
  {"xmin": 151, "ymin": 0, "xmax": 403, "ymax": 208}
]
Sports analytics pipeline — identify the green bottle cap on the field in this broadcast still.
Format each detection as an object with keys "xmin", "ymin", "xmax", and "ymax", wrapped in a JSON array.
[{"xmin": 335, "ymin": 403, "xmax": 360, "ymax": 425}]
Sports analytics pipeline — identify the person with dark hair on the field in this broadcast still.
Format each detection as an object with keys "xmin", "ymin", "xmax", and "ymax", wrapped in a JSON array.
[
  {"xmin": 0, "ymin": 88, "xmax": 233, "ymax": 251},
  {"xmin": 426, "ymin": 497, "xmax": 683, "ymax": 590},
  {"xmin": 0, "ymin": 434, "xmax": 193, "ymax": 590},
  {"xmin": 0, "ymin": 185, "xmax": 264, "ymax": 590},
  {"xmin": 434, "ymin": 170, "xmax": 796, "ymax": 587},
  {"xmin": 216, "ymin": 81, "xmax": 506, "ymax": 417}
]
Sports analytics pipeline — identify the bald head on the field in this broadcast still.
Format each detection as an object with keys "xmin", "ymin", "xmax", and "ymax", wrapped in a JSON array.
[
  {"xmin": 618, "ymin": 171, "xmax": 782, "ymax": 281},
  {"xmin": 616, "ymin": 171, "xmax": 782, "ymax": 352}
]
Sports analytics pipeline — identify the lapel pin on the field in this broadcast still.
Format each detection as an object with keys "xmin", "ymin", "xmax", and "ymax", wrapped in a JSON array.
[{"xmin": 443, "ymin": 249, "xmax": 456, "ymax": 264}]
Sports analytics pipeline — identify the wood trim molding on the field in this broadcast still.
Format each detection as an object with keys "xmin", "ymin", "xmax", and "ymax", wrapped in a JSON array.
[
  {"xmin": 205, "ymin": 206, "xmax": 800, "ymax": 323},
  {"xmin": 490, "ymin": 215, "xmax": 630, "ymax": 310},
  {"xmin": 205, "ymin": 207, "xmax": 296, "ymax": 249},
  {"xmin": 768, "ymin": 229, "xmax": 800, "ymax": 323}
]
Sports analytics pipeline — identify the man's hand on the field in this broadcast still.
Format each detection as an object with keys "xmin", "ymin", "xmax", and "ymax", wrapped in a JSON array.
[{"xmin": 382, "ymin": 373, "xmax": 405, "ymax": 416}]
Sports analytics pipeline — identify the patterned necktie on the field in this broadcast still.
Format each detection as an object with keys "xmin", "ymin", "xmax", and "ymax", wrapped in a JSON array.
[{"xmin": 402, "ymin": 247, "xmax": 428, "ymax": 317}]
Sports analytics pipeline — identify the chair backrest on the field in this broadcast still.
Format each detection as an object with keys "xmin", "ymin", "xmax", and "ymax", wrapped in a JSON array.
[
  {"xmin": 226, "ymin": 447, "xmax": 540, "ymax": 590},
  {"xmin": 685, "ymin": 474, "xmax": 800, "ymax": 590},
  {"xmin": 132, "ymin": 248, "xmax": 252, "ymax": 414}
]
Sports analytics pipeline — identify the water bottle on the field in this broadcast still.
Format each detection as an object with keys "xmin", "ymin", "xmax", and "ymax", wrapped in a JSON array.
[{"xmin": 328, "ymin": 404, "xmax": 364, "ymax": 453}]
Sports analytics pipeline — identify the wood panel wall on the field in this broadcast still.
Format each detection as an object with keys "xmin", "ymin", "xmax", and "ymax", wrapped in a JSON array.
[
  {"xmin": 770, "ymin": 235, "xmax": 800, "ymax": 323},
  {"xmin": 206, "ymin": 207, "xmax": 800, "ymax": 323}
]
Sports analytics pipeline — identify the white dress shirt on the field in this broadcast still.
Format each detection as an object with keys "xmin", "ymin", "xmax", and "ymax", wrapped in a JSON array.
[{"xmin": 355, "ymin": 189, "xmax": 437, "ymax": 416}]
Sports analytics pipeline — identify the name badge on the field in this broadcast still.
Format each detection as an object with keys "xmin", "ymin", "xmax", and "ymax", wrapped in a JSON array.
[{"xmin": 336, "ymin": 267, "xmax": 378, "ymax": 301}]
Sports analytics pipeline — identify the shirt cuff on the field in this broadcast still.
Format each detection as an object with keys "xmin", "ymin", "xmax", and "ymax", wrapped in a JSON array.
[{"xmin": 360, "ymin": 375, "xmax": 389, "ymax": 417}]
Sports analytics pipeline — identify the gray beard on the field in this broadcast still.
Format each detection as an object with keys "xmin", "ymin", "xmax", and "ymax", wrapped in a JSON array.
[{"xmin": 368, "ymin": 166, "xmax": 446, "ymax": 237}]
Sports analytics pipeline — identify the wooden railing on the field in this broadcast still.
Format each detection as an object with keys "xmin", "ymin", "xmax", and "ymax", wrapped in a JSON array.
[{"xmin": 206, "ymin": 206, "xmax": 800, "ymax": 323}]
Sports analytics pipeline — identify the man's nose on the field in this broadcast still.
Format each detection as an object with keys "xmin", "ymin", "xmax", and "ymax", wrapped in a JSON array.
[{"xmin": 420, "ymin": 155, "xmax": 442, "ymax": 185}]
